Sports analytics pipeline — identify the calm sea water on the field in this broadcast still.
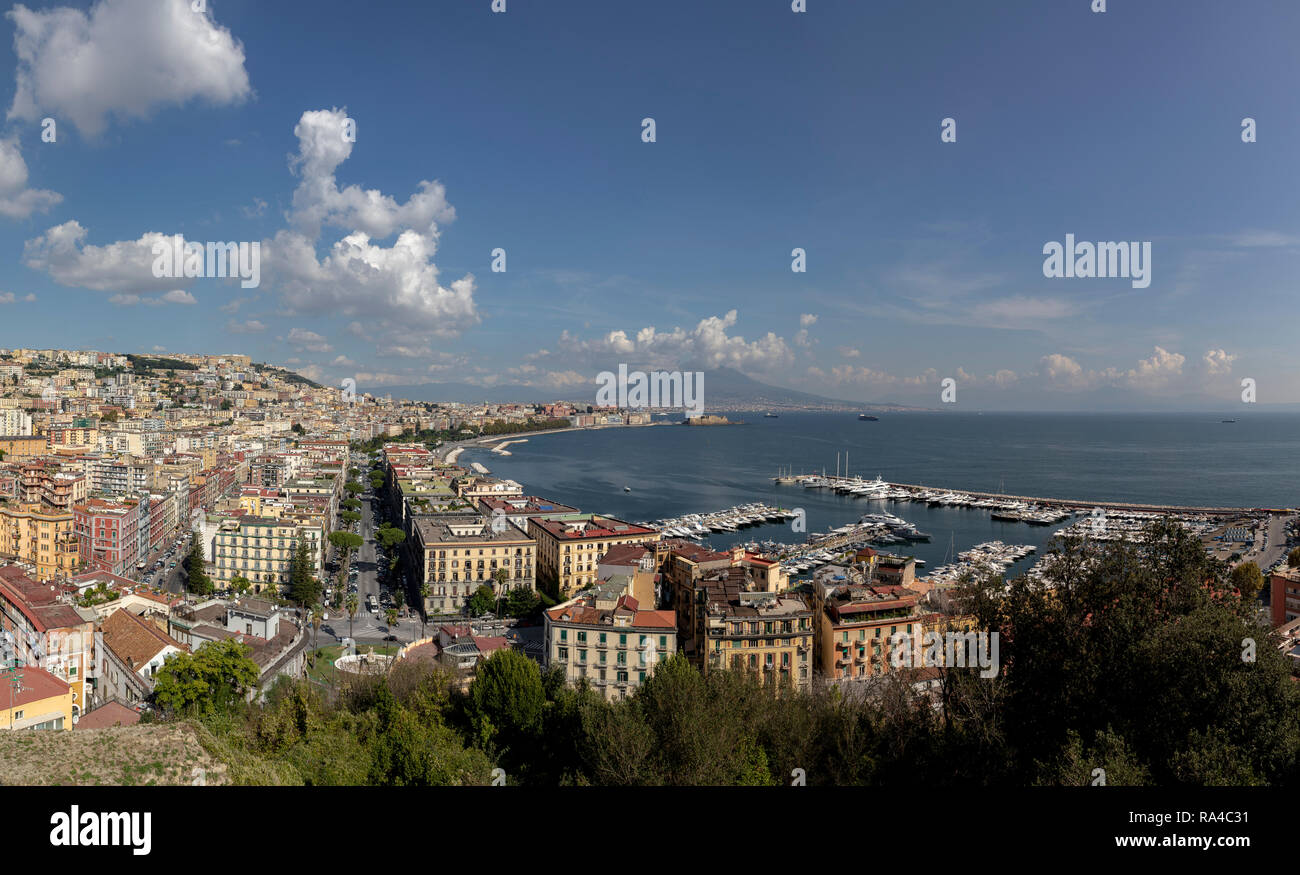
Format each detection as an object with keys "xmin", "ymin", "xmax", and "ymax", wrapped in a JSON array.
[{"xmin": 461, "ymin": 412, "xmax": 1300, "ymax": 572}]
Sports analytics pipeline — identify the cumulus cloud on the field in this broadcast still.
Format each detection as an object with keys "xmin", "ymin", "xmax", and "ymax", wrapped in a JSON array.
[
  {"xmin": 23, "ymin": 221, "xmax": 180, "ymax": 292},
  {"xmin": 1203, "ymin": 348, "xmax": 1237, "ymax": 375},
  {"xmin": 7, "ymin": 0, "xmax": 252, "ymax": 137},
  {"xmin": 108, "ymin": 289, "xmax": 194, "ymax": 306},
  {"xmin": 539, "ymin": 310, "xmax": 793, "ymax": 374},
  {"xmin": 0, "ymin": 138, "xmax": 60, "ymax": 218},
  {"xmin": 0, "ymin": 291, "xmax": 35, "ymax": 304},
  {"xmin": 264, "ymin": 107, "xmax": 478, "ymax": 340},
  {"xmin": 286, "ymin": 328, "xmax": 332, "ymax": 353},
  {"xmin": 226, "ymin": 319, "xmax": 265, "ymax": 334},
  {"xmin": 799, "ymin": 313, "xmax": 818, "ymax": 327}
]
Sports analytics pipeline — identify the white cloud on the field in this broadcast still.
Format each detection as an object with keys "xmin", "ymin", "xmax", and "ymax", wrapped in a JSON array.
[
  {"xmin": 7, "ymin": 0, "xmax": 252, "ymax": 137},
  {"xmin": 0, "ymin": 138, "xmax": 60, "ymax": 218},
  {"xmin": 286, "ymin": 327, "xmax": 331, "ymax": 353},
  {"xmin": 799, "ymin": 313, "xmax": 818, "ymax": 327},
  {"xmin": 226, "ymin": 319, "xmax": 265, "ymax": 334},
  {"xmin": 837, "ymin": 346, "xmax": 860, "ymax": 358},
  {"xmin": 108, "ymin": 289, "xmax": 194, "ymax": 306},
  {"xmin": 264, "ymin": 108, "xmax": 478, "ymax": 341},
  {"xmin": 543, "ymin": 310, "xmax": 793, "ymax": 374},
  {"xmin": 969, "ymin": 295, "xmax": 1080, "ymax": 328},
  {"xmin": 1203, "ymin": 348, "xmax": 1237, "ymax": 375},
  {"xmin": 0, "ymin": 291, "xmax": 35, "ymax": 304},
  {"xmin": 23, "ymin": 221, "xmax": 178, "ymax": 292}
]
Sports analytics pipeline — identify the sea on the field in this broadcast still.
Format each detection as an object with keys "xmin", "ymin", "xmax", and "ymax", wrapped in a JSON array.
[{"xmin": 460, "ymin": 412, "xmax": 1300, "ymax": 576}]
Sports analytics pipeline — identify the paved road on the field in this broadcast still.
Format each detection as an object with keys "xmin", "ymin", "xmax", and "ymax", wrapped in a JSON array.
[
  {"xmin": 1246, "ymin": 513, "xmax": 1295, "ymax": 571},
  {"xmin": 319, "ymin": 484, "xmax": 421, "ymax": 646}
]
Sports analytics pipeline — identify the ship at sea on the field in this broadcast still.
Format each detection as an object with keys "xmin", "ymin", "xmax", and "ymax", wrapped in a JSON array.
[
  {"xmin": 858, "ymin": 413, "xmax": 879, "ymax": 421},
  {"xmin": 764, "ymin": 412, "xmax": 780, "ymax": 418}
]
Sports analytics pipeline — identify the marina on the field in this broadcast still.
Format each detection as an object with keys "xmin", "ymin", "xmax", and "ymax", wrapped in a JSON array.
[
  {"xmin": 774, "ymin": 472, "xmax": 1262, "ymax": 518},
  {"xmin": 638, "ymin": 502, "xmax": 801, "ymax": 540}
]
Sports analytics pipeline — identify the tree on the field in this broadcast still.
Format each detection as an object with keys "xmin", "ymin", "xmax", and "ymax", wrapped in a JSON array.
[
  {"xmin": 288, "ymin": 540, "xmax": 322, "ymax": 610},
  {"xmin": 185, "ymin": 532, "xmax": 212, "ymax": 596},
  {"xmin": 220, "ymin": 399, "xmax": 233, "ymax": 410},
  {"xmin": 341, "ymin": 511, "xmax": 361, "ymax": 525},
  {"xmin": 345, "ymin": 591, "xmax": 359, "ymax": 640},
  {"xmin": 310, "ymin": 607, "xmax": 322, "ymax": 652},
  {"xmin": 230, "ymin": 575, "xmax": 252, "ymax": 596},
  {"xmin": 344, "ymin": 482, "xmax": 363, "ymax": 496},
  {"xmin": 505, "ymin": 587, "xmax": 540, "ymax": 619},
  {"xmin": 467, "ymin": 649, "xmax": 546, "ymax": 754},
  {"xmin": 152, "ymin": 639, "xmax": 260, "ymax": 716},
  {"xmin": 1229, "ymin": 561, "xmax": 1265, "ymax": 602},
  {"xmin": 385, "ymin": 608, "xmax": 399, "ymax": 632},
  {"xmin": 376, "ymin": 524, "xmax": 406, "ymax": 552},
  {"xmin": 419, "ymin": 582, "xmax": 430, "ymax": 638},
  {"xmin": 1288, "ymin": 546, "xmax": 1300, "ymax": 568},
  {"xmin": 467, "ymin": 585, "xmax": 496, "ymax": 617},
  {"xmin": 329, "ymin": 530, "xmax": 363, "ymax": 566}
]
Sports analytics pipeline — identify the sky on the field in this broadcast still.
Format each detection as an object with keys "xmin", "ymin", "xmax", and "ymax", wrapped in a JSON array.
[{"xmin": 0, "ymin": 0, "xmax": 1295, "ymax": 410}]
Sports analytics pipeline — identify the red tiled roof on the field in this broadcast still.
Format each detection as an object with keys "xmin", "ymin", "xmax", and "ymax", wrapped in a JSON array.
[
  {"xmin": 0, "ymin": 665, "xmax": 69, "ymax": 710},
  {"xmin": 472, "ymin": 636, "xmax": 509, "ymax": 654},
  {"xmin": 74, "ymin": 700, "xmax": 140, "ymax": 730}
]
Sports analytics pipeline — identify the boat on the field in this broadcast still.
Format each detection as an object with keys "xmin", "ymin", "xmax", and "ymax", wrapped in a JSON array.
[
  {"xmin": 624, "ymin": 486, "xmax": 631, "ymax": 492},
  {"xmin": 858, "ymin": 413, "xmax": 879, "ymax": 421},
  {"xmin": 1221, "ymin": 419, "xmax": 1236, "ymax": 423},
  {"xmin": 764, "ymin": 412, "xmax": 780, "ymax": 418}
]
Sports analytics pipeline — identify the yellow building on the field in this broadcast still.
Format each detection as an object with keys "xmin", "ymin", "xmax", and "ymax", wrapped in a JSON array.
[
  {"xmin": 0, "ymin": 665, "xmax": 73, "ymax": 730},
  {"xmin": 0, "ymin": 504, "xmax": 79, "ymax": 579},
  {"xmin": 692, "ymin": 567, "xmax": 814, "ymax": 689},
  {"xmin": 544, "ymin": 582, "xmax": 676, "ymax": 701},
  {"xmin": 414, "ymin": 514, "xmax": 536, "ymax": 615},
  {"xmin": 0, "ymin": 435, "xmax": 48, "ymax": 462},
  {"xmin": 208, "ymin": 516, "xmax": 323, "ymax": 593},
  {"xmin": 528, "ymin": 514, "xmax": 660, "ymax": 599}
]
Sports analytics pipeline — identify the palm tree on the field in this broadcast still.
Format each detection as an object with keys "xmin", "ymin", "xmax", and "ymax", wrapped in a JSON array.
[
  {"xmin": 310, "ymin": 607, "xmax": 322, "ymax": 652},
  {"xmin": 345, "ymin": 591, "xmax": 358, "ymax": 640},
  {"xmin": 418, "ymin": 582, "xmax": 430, "ymax": 639},
  {"xmin": 492, "ymin": 567, "xmax": 510, "ymax": 617}
]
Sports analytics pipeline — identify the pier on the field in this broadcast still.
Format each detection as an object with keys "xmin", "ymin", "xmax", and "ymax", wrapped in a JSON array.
[
  {"xmin": 884, "ymin": 482, "xmax": 1262, "ymax": 517},
  {"xmin": 776, "ymin": 473, "xmax": 1271, "ymax": 517}
]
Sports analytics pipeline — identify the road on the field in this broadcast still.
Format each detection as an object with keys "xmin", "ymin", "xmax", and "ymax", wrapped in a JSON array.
[
  {"xmin": 1245, "ymin": 512, "xmax": 1295, "ymax": 572},
  {"xmin": 319, "ymin": 483, "xmax": 421, "ymax": 646}
]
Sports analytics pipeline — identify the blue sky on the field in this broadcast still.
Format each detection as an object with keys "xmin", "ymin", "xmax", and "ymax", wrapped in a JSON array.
[{"xmin": 0, "ymin": 0, "xmax": 1296, "ymax": 409}]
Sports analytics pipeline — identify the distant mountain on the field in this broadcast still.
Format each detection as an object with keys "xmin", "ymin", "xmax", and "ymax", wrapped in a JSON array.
[{"xmin": 363, "ymin": 367, "xmax": 928, "ymax": 411}]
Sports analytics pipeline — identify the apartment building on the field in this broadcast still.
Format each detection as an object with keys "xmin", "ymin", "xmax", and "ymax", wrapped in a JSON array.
[
  {"xmin": 528, "ymin": 514, "xmax": 660, "ymax": 599},
  {"xmin": 0, "ymin": 565, "xmax": 94, "ymax": 718},
  {"xmin": 0, "ymin": 435, "xmax": 48, "ymax": 462},
  {"xmin": 0, "ymin": 665, "xmax": 72, "ymax": 730},
  {"xmin": 688, "ymin": 566, "xmax": 814, "ymax": 690},
  {"xmin": 74, "ymin": 497, "xmax": 143, "ymax": 577},
  {"xmin": 414, "ymin": 514, "xmax": 536, "ymax": 615},
  {"xmin": 0, "ymin": 408, "xmax": 32, "ymax": 436},
  {"xmin": 544, "ymin": 581, "xmax": 676, "ymax": 701},
  {"xmin": 477, "ymin": 495, "xmax": 579, "ymax": 529},
  {"xmin": 0, "ymin": 504, "xmax": 78, "ymax": 580},
  {"xmin": 812, "ymin": 574, "xmax": 926, "ymax": 683},
  {"xmin": 96, "ymin": 608, "xmax": 188, "ymax": 705},
  {"xmin": 207, "ymin": 516, "xmax": 323, "ymax": 592}
]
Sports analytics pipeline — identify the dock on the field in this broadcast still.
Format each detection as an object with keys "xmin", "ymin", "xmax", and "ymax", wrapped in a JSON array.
[
  {"xmin": 777, "ymin": 473, "xmax": 1268, "ymax": 517},
  {"xmin": 884, "ymin": 482, "xmax": 1259, "ymax": 516}
]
